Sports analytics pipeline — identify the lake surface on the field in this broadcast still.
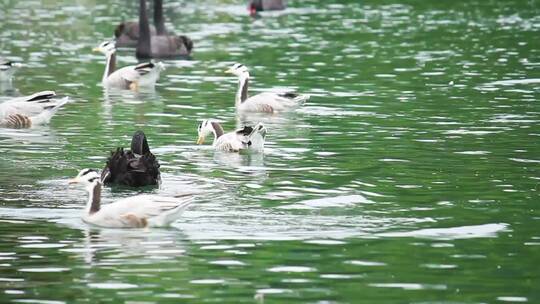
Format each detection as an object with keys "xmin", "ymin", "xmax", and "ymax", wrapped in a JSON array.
[{"xmin": 1, "ymin": 0, "xmax": 539, "ymax": 302}]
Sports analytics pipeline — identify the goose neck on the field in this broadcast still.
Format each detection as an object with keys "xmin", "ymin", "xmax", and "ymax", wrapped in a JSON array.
[
  {"xmin": 136, "ymin": 0, "xmax": 152, "ymax": 58},
  {"xmin": 235, "ymin": 73, "xmax": 250, "ymax": 107},
  {"xmin": 85, "ymin": 182, "xmax": 101, "ymax": 215},
  {"xmin": 103, "ymin": 52, "xmax": 116, "ymax": 82},
  {"xmin": 154, "ymin": 0, "xmax": 166, "ymax": 35},
  {"xmin": 210, "ymin": 121, "xmax": 225, "ymax": 142}
]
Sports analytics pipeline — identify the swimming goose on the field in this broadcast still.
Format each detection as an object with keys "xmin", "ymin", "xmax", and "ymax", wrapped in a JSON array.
[
  {"xmin": 136, "ymin": 0, "xmax": 193, "ymax": 59},
  {"xmin": 225, "ymin": 63, "xmax": 309, "ymax": 113},
  {"xmin": 93, "ymin": 40, "xmax": 164, "ymax": 90},
  {"xmin": 0, "ymin": 59, "xmax": 22, "ymax": 82},
  {"xmin": 248, "ymin": 0, "xmax": 286, "ymax": 16},
  {"xmin": 0, "ymin": 91, "xmax": 68, "ymax": 128},
  {"xmin": 69, "ymin": 169, "xmax": 193, "ymax": 228},
  {"xmin": 114, "ymin": 0, "xmax": 168, "ymax": 48},
  {"xmin": 101, "ymin": 130, "xmax": 161, "ymax": 187},
  {"xmin": 197, "ymin": 119, "xmax": 266, "ymax": 152}
]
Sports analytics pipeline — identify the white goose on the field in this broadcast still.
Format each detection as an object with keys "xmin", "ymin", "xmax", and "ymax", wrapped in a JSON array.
[
  {"xmin": 197, "ymin": 119, "xmax": 266, "ymax": 152},
  {"xmin": 0, "ymin": 59, "xmax": 22, "ymax": 82},
  {"xmin": 68, "ymin": 169, "xmax": 193, "ymax": 228},
  {"xmin": 225, "ymin": 63, "xmax": 309, "ymax": 113},
  {"xmin": 93, "ymin": 40, "xmax": 164, "ymax": 90},
  {"xmin": 0, "ymin": 91, "xmax": 68, "ymax": 128}
]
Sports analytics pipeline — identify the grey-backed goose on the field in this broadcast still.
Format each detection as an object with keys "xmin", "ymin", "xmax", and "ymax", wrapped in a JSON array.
[
  {"xmin": 93, "ymin": 40, "xmax": 164, "ymax": 90},
  {"xmin": 0, "ymin": 91, "xmax": 68, "ymax": 128},
  {"xmin": 197, "ymin": 119, "xmax": 266, "ymax": 152},
  {"xmin": 69, "ymin": 169, "xmax": 193, "ymax": 228},
  {"xmin": 226, "ymin": 63, "xmax": 309, "ymax": 113}
]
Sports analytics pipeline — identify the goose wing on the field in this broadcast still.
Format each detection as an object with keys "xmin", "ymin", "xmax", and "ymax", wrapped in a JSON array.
[
  {"xmin": 97, "ymin": 194, "xmax": 192, "ymax": 220},
  {"xmin": 0, "ymin": 91, "xmax": 64, "ymax": 118},
  {"xmin": 106, "ymin": 63, "xmax": 160, "ymax": 88},
  {"xmin": 101, "ymin": 148, "xmax": 160, "ymax": 187},
  {"xmin": 214, "ymin": 132, "xmax": 250, "ymax": 152},
  {"xmin": 241, "ymin": 92, "xmax": 309, "ymax": 113}
]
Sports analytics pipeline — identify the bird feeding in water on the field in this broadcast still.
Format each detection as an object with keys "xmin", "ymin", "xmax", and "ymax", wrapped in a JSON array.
[
  {"xmin": 197, "ymin": 119, "xmax": 267, "ymax": 152},
  {"xmin": 0, "ymin": 91, "xmax": 68, "ymax": 129}
]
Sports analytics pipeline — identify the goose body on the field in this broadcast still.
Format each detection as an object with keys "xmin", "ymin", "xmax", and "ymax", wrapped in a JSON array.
[
  {"xmin": 249, "ymin": 0, "xmax": 286, "ymax": 16},
  {"xmin": 115, "ymin": 21, "xmax": 157, "ymax": 48},
  {"xmin": 93, "ymin": 41, "xmax": 164, "ymax": 90},
  {"xmin": 226, "ymin": 63, "xmax": 309, "ymax": 113},
  {"xmin": 0, "ymin": 91, "xmax": 68, "ymax": 128},
  {"xmin": 136, "ymin": 0, "xmax": 193, "ymax": 59},
  {"xmin": 101, "ymin": 131, "xmax": 160, "ymax": 187},
  {"xmin": 69, "ymin": 169, "xmax": 192, "ymax": 228},
  {"xmin": 0, "ymin": 59, "xmax": 22, "ymax": 82},
  {"xmin": 197, "ymin": 119, "xmax": 266, "ymax": 152}
]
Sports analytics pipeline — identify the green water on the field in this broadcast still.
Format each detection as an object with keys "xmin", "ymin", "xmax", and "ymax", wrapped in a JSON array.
[{"xmin": 1, "ymin": 0, "xmax": 539, "ymax": 302}]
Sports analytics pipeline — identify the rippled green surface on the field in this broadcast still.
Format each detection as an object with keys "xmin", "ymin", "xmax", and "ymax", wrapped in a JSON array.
[{"xmin": 1, "ymin": 0, "xmax": 539, "ymax": 303}]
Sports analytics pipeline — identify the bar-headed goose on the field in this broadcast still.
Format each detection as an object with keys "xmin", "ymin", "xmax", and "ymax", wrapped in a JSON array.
[
  {"xmin": 225, "ymin": 63, "xmax": 309, "ymax": 113},
  {"xmin": 101, "ymin": 130, "xmax": 161, "ymax": 187},
  {"xmin": 248, "ymin": 0, "xmax": 286, "ymax": 16},
  {"xmin": 93, "ymin": 40, "xmax": 164, "ymax": 90},
  {"xmin": 69, "ymin": 169, "xmax": 193, "ymax": 228},
  {"xmin": 196, "ymin": 119, "xmax": 266, "ymax": 152},
  {"xmin": 0, "ymin": 91, "xmax": 68, "ymax": 128},
  {"xmin": 136, "ymin": 0, "xmax": 193, "ymax": 59},
  {"xmin": 0, "ymin": 59, "xmax": 22, "ymax": 82}
]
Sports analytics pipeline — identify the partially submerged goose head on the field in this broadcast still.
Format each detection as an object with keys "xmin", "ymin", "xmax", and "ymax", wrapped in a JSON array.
[
  {"xmin": 69, "ymin": 168, "xmax": 101, "ymax": 191},
  {"xmin": 93, "ymin": 40, "xmax": 116, "ymax": 56},
  {"xmin": 225, "ymin": 63, "xmax": 249, "ymax": 78}
]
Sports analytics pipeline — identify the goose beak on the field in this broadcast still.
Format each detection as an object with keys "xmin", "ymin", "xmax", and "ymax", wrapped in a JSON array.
[
  {"xmin": 92, "ymin": 47, "xmax": 100, "ymax": 52},
  {"xmin": 225, "ymin": 68, "xmax": 233, "ymax": 74},
  {"xmin": 196, "ymin": 135, "xmax": 205, "ymax": 145},
  {"xmin": 68, "ymin": 178, "xmax": 79, "ymax": 185}
]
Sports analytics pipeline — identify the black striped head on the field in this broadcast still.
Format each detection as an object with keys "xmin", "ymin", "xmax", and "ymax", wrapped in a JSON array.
[
  {"xmin": 69, "ymin": 169, "xmax": 101, "ymax": 187},
  {"xmin": 92, "ymin": 40, "xmax": 116, "ymax": 56},
  {"xmin": 225, "ymin": 63, "xmax": 249, "ymax": 77}
]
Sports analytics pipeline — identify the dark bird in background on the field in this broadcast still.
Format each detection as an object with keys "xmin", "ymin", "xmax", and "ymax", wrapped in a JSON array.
[
  {"xmin": 114, "ymin": 0, "xmax": 193, "ymax": 58},
  {"xmin": 101, "ymin": 131, "xmax": 161, "ymax": 187},
  {"xmin": 114, "ymin": 0, "xmax": 161, "ymax": 48},
  {"xmin": 136, "ymin": 0, "xmax": 193, "ymax": 59},
  {"xmin": 248, "ymin": 0, "xmax": 286, "ymax": 17}
]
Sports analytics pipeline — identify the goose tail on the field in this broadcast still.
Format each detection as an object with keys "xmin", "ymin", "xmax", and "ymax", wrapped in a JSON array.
[
  {"xmin": 149, "ymin": 196, "xmax": 194, "ymax": 227},
  {"xmin": 30, "ymin": 96, "xmax": 69, "ymax": 125}
]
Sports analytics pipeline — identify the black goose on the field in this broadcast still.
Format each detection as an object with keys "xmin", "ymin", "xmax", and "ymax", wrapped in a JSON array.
[
  {"xmin": 114, "ymin": 0, "xmax": 163, "ymax": 48},
  {"xmin": 136, "ymin": 0, "xmax": 193, "ymax": 59},
  {"xmin": 248, "ymin": 0, "xmax": 286, "ymax": 16},
  {"xmin": 101, "ymin": 131, "xmax": 161, "ymax": 187}
]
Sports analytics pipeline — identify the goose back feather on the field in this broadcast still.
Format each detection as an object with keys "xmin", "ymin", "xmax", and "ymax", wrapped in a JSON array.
[{"xmin": 101, "ymin": 131, "xmax": 161, "ymax": 187}]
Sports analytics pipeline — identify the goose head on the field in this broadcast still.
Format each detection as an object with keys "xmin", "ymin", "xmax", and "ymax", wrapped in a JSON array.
[
  {"xmin": 197, "ymin": 120, "xmax": 226, "ymax": 145},
  {"xmin": 69, "ymin": 169, "xmax": 101, "ymax": 192},
  {"xmin": 197, "ymin": 119, "xmax": 215, "ymax": 145},
  {"xmin": 93, "ymin": 41, "xmax": 116, "ymax": 56},
  {"xmin": 225, "ymin": 63, "xmax": 249, "ymax": 78}
]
